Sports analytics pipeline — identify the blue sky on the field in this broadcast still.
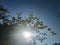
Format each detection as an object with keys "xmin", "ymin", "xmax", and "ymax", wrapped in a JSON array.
[{"xmin": 0, "ymin": 0, "xmax": 60, "ymax": 45}]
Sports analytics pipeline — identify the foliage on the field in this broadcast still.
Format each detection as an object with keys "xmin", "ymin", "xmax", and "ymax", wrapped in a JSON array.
[
  {"xmin": 0, "ymin": 5, "xmax": 56, "ymax": 45},
  {"xmin": 52, "ymin": 42, "xmax": 60, "ymax": 45}
]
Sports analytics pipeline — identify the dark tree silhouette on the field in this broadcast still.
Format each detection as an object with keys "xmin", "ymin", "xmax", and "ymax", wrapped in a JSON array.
[{"xmin": 52, "ymin": 42, "xmax": 60, "ymax": 45}]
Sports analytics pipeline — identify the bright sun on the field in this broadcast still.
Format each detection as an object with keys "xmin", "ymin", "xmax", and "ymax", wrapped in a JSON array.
[{"xmin": 23, "ymin": 31, "xmax": 31, "ymax": 38}]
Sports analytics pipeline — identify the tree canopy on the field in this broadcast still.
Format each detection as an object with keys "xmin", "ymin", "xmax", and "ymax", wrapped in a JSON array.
[{"xmin": 0, "ymin": 5, "xmax": 56, "ymax": 45}]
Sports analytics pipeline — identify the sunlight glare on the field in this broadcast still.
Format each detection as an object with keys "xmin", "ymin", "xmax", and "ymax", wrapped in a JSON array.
[{"xmin": 23, "ymin": 31, "xmax": 31, "ymax": 38}]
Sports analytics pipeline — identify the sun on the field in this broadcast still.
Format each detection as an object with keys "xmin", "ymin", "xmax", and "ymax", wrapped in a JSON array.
[{"xmin": 23, "ymin": 31, "xmax": 31, "ymax": 38}]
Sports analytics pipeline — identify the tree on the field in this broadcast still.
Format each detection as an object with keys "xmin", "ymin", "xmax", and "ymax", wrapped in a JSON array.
[
  {"xmin": 0, "ymin": 5, "xmax": 56, "ymax": 45},
  {"xmin": 0, "ymin": 4, "xmax": 9, "ymax": 25},
  {"xmin": 52, "ymin": 42, "xmax": 60, "ymax": 45}
]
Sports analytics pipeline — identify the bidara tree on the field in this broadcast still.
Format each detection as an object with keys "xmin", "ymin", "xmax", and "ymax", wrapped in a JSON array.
[{"xmin": 0, "ymin": 5, "xmax": 56, "ymax": 45}]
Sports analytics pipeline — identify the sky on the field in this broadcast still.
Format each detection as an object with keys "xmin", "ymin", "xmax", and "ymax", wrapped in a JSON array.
[{"xmin": 0, "ymin": 0, "xmax": 60, "ymax": 45}]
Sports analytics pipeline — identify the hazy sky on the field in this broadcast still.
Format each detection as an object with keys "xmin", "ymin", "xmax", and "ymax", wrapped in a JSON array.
[{"xmin": 0, "ymin": 0, "xmax": 60, "ymax": 45}]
